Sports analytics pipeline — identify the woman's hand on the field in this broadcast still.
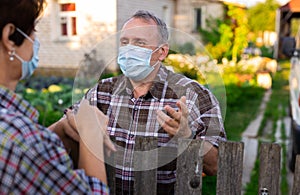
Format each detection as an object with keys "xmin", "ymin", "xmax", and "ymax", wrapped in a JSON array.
[{"xmin": 73, "ymin": 99, "xmax": 116, "ymax": 159}]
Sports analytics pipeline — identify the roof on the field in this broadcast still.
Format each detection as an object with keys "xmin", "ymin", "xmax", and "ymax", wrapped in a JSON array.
[{"xmin": 280, "ymin": 0, "xmax": 300, "ymax": 12}]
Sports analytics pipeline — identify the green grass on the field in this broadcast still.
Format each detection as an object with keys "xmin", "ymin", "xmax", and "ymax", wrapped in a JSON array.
[
  {"xmin": 202, "ymin": 176, "xmax": 217, "ymax": 195},
  {"xmin": 244, "ymin": 59, "xmax": 290, "ymax": 194},
  {"xmin": 203, "ymin": 60, "xmax": 291, "ymax": 194},
  {"xmin": 224, "ymin": 85, "xmax": 265, "ymax": 141},
  {"xmin": 202, "ymin": 73, "xmax": 266, "ymax": 194}
]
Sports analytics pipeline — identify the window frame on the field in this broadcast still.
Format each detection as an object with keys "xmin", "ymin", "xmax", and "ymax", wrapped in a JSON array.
[
  {"xmin": 194, "ymin": 8, "xmax": 202, "ymax": 32},
  {"xmin": 57, "ymin": 2, "xmax": 78, "ymax": 41}
]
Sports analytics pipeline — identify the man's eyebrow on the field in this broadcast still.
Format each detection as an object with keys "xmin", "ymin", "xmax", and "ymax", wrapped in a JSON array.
[
  {"xmin": 133, "ymin": 37, "xmax": 147, "ymax": 42},
  {"xmin": 120, "ymin": 37, "xmax": 128, "ymax": 41},
  {"xmin": 119, "ymin": 37, "xmax": 148, "ymax": 43}
]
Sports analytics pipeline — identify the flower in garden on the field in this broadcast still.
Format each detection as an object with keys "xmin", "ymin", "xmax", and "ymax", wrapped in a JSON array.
[
  {"xmin": 58, "ymin": 99, "xmax": 63, "ymax": 105},
  {"xmin": 26, "ymin": 88, "xmax": 36, "ymax": 94},
  {"xmin": 48, "ymin": 84, "xmax": 62, "ymax": 93},
  {"xmin": 74, "ymin": 88, "xmax": 82, "ymax": 94},
  {"xmin": 42, "ymin": 88, "xmax": 48, "ymax": 93}
]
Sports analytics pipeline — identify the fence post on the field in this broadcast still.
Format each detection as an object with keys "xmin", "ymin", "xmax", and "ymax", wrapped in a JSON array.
[
  {"xmin": 292, "ymin": 155, "xmax": 300, "ymax": 195},
  {"xmin": 216, "ymin": 141, "xmax": 244, "ymax": 195},
  {"xmin": 175, "ymin": 139, "xmax": 203, "ymax": 195},
  {"xmin": 133, "ymin": 136, "xmax": 158, "ymax": 195},
  {"xmin": 258, "ymin": 142, "xmax": 281, "ymax": 195}
]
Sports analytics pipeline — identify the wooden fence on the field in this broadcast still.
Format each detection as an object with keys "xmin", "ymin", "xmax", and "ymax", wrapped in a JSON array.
[{"xmin": 105, "ymin": 137, "xmax": 300, "ymax": 195}]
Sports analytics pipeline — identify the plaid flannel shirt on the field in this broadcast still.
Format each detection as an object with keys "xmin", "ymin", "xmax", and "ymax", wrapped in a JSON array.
[
  {"xmin": 78, "ymin": 65, "xmax": 227, "ymax": 194},
  {"xmin": 0, "ymin": 85, "xmax": 109, "ymax": 194}
]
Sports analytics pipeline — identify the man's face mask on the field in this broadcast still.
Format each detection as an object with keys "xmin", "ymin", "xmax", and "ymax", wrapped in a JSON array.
[
  {"xmin": 117, "ymin": 44, "xmax": 160, "ymax": 81},
  {"xmin": 13, "ymin": 28, "xmax": 40, "ymax": 80}
]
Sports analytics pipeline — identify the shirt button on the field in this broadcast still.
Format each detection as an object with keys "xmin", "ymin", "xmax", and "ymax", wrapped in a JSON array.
[{"xmin": 129, "ymin": 134, "xmax": 134, "ymax": 138}]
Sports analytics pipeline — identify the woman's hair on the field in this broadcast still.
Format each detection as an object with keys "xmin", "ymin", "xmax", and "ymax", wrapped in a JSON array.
[
  {"xmin": 0, "ymin": 0, "xmax": 46, "ymax": 46},
  {"xmin": 129, "ymin": 10, "xmax": 169, "ymax": 44}
]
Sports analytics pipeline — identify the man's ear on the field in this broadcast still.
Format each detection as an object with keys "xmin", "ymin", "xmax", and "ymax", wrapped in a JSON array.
[
  {"xmin": 1, "ymin": 23, "xmax": 16, "ymax": 51},
  {"xmin": 158, "ymin": 43, "xmax": 169, "ymax": 61}
]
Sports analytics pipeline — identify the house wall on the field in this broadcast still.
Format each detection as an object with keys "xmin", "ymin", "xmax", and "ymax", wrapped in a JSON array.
[
  {"xmin": 174, "ymin": 0, "xmax": 225, "ymax": 44},
  {"xmin": 35, "ymin": 0, "xmax": 226, "ymax": 74},
  {"xmin": 116, "ymin": 0, "xmax": 175, "ymax": 30},
  {"xmin": 36, "ymin": 0, "xmax": 117, "ymax": 72}
]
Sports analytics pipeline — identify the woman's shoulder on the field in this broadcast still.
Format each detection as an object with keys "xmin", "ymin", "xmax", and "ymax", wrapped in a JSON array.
[{"xmin": 0, "ymin": 109, "xmax": 62, "ymax": 150}]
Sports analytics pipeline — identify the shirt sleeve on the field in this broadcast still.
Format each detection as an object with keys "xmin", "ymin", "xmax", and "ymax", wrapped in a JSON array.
[
  {"xmin": 188, "ymin": 85, "xmax": 227, "ymax": 147},
  {"xmin": 13, "ymin": 140, "xmax": 109, "ymax": 194}
]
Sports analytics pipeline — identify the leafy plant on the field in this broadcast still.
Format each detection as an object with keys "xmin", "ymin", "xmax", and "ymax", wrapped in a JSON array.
[
  {"xmin": 199, "ymin": 4, "xmax": 249, "ymax": 63},
  {"xmin": 247, "ymin": 0, "xmax": 280, "ymax": 36},
  {"xmin": 178, "ymin": 42, "xmax": 196, "ymax": 55}
]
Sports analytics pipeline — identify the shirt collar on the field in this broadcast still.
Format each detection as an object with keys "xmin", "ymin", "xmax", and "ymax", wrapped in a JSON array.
[
  {"xmin": 0, "ymin": 85, "xmax": 39, "ymax": 123},
  {"xmin": 115, "ymin": 65, "xmax": 170, "ymax": 100}
]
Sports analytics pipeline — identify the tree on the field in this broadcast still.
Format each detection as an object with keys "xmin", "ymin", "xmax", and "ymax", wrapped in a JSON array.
[
  {"xmin": 227, "ymin": 4, "xmax": 249, "ymax": 62},
  {"xmin": 247, "ymin": 0, "xmax": 280, "ymax": 37},
  {"xmin": 199, "ymin": 4, "xmax": 249, "ymax": 63}
]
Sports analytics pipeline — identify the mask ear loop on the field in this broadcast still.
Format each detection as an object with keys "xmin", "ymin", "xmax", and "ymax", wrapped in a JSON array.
[
  {"xmin": 152, "ymin": 45, "xmax": 162, "ymax": 54},
  {"xmin": 16, "ymin": 28, "xmax": 34, "ymax": 44},
  {"xmin": 11, "ymin": 28, "xmax": 36, "ymax": 63},
  {"xmin": 151, "ymin": 45, "xmax": 163, "ymax": 67}
]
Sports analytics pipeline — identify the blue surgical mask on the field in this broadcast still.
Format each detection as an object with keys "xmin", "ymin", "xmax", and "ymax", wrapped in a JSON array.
[
  {"xmin": 117, "ymin": 44, "xmax": 160, "ymax": 81},
  {"xmin": 14, "ymin": 28, "xmax": 40, "ymax": 80}
]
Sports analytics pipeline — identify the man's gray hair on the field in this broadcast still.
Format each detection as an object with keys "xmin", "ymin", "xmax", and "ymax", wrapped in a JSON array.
[{"xmin": 128, "ymin": 10, "xmax": 169, "ymax": 44}]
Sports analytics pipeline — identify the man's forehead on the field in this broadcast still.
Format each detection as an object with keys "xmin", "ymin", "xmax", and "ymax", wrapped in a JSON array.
[{"xmin": 120, "ymin": 26, "xmax": 159, "ymax": 40}]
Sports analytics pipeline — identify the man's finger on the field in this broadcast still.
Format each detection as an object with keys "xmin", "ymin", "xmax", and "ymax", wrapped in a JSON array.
[
  {"xmin": 157, "ymin": 110, "xmax": 177, "ymax": 126},
  {"xmin": 164, "ymin": 105, "xmax": 179, "ymax": 120},
  {"xmin": 177, "ymin": 96, "xmax": 188, "ymax": 117}
]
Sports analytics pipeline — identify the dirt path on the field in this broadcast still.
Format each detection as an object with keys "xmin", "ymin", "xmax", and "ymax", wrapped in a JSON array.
[
  {"xmin": 241, "ymin": 89, "xmax": 272, "ymax": 191},
  {"xmin": 241, "ymin": 88, "xmax": 295, "ymax": 194}
]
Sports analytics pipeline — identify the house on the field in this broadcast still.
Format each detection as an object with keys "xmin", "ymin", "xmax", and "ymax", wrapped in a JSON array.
[
  {"xmin": 275, "ymin": 0, "xmax": 300, "ymax": 59},
  {"xmin": 35, "ymin": 0, "xmax": 236, "ymax": 77}
]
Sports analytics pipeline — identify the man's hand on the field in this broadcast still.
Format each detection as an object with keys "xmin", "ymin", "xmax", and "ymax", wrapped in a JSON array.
[
  {"xmin": 202, "ymin": 141, "xmax": 218, "ymax": 176},
  {"xmin": 156, "ymin": 96, "xmax": 192, "ymax": 138}
]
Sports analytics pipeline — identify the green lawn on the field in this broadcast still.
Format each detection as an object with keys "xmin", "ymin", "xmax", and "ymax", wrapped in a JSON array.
[
  {"xmin": 244, "ymin": 59, "xmax": 290, "ymax": 194},
  {"xmin": 203, "ymin": 60, "xmax": 290, "ymax": 194}
]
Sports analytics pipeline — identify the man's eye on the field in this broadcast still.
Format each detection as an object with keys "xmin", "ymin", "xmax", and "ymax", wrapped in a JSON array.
[
  {"xmin": 136, "ymin": 41, "xmax": 146, "ymax": 46},
  {"xmin": 120, "ymin": 40, "xmax": 128, "ymax": 46}
]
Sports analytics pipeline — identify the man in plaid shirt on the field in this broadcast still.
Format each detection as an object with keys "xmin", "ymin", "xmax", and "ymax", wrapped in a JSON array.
[
  {"xmin": 64, "ymin": 9, "xmax": 227, "ymax": 195},
  {"xmin": 0, "ymin": 0, "xmax": 115, "ymax": 194}
]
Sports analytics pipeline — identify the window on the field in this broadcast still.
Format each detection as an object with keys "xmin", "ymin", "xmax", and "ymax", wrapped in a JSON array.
[
  {"xmin": 59, "ymin": 3, "xmax": 77, "ymax": 38},
  {"xmin": 194, "ymin": 8, "xmax": 202, "ymax": 31}
]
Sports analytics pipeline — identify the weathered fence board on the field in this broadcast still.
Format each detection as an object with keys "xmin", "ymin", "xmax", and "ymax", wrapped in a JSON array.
[
  {"xmin": 134, "ymin": 137, "xmax": 158, "ymax": 195},
  {"xmin": 105, "ymin": 139, "xmax": 300, "ymax": 194},
  {"xmin": 176, "ymin": 139, "xmax": 203, "ymax": 195},
  {"xmin": 216, "ymin": 141, "xmax": 244, "ymax": 195},
  {"xmin": 258, "ymin": 143, "xmax": 281, "ymax": 195},
  {"xmin": 292, "ymin": 155, "xmax": 300, "ymax": 195}
]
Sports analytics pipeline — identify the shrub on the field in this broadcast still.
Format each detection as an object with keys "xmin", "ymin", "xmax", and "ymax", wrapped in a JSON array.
[{"xmin": 17, "ymin": 76, "xmax": 75, "ymax": 127}]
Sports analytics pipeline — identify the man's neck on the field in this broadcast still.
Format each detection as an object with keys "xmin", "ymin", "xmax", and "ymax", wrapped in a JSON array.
[
  {"xmin": 130, "ymin": 64, "xmax": 160, "ymax": 98},
  {"xmin": 132, "ymin": 82, "xmax": 152, "ymax": 98}
]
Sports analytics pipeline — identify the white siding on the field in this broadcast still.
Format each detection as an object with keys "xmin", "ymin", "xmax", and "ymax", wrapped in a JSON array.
[
  {"xmin": 37, "ymin": 0, "xmax": 117, "ymax": 69},
  {"xmin": 36, "ymin": 0, "xmax": 227, "ymax": 71},
  {"xmin": 116, "ymin": 0, "xmax": 175, "ymax": 30}
]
